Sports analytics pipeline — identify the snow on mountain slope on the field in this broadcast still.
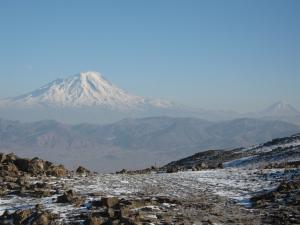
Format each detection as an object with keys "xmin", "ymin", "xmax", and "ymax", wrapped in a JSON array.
[
  {"xmin": 167, "ymin": 133, "xmax": 300, "ymax": 169},
  {"xmin": 0, "ymin": 71, "xmax": 206, "ymax": 123},
  {"xmin": 258, "ymin": 101, "xmax": 300, "ymax": 117},
  {"xmin": 0, "ymin": 71, "xmax": 177, "ymax": 110}
]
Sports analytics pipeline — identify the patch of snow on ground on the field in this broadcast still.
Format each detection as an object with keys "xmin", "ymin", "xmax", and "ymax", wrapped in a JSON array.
[{"xmin": 2, "ymin": 169, "xmax": 292, "ymax": 216}]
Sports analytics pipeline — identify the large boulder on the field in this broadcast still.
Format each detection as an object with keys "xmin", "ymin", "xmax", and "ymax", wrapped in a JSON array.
[
  {"xmin": 5, "ymin": 153, "xmax": 18, "ymax": 163},
  {"xmin": 28, "ymin": 158, "xmax": 45, "ymax": 175},
  {"xmin": 14, "ymin": 158, "xmax": 30, "ymax": 171}
]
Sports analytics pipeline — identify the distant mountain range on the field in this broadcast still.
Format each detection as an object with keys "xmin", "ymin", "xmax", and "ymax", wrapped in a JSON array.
[
  {"xmin": 1, "ymin": 116, "xmax": 300, "ymax": 172},
  {"xmin": 0, "ymin": 71, "xmax": 299, "ymax": 124}
]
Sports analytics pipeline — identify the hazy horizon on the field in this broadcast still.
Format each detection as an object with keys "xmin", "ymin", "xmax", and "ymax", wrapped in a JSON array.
[
  {"xmin": 0, "ymin": 71, "xmax": 299, "ymax": 115},
  {"xmin": 0, "ymin": 1, "xmax": 299, "ymax": 113}
]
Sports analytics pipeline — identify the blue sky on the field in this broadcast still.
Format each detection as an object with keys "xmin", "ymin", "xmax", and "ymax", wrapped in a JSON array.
[{"xmin": 0, "ymin": 0, "xmax": 299, "ymax": 113}]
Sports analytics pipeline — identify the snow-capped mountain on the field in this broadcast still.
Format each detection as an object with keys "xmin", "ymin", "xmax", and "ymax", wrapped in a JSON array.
[
  {"xmin": 258, "ymin": 101, "xmax": 300, "ymax": 117},
  {"xmin": 0, "ymin": 71, "xmax": 178, "ymax": 110},
  {"xmin": 0, "ymin": 71, "xmax": 209, "ymax": 124}
]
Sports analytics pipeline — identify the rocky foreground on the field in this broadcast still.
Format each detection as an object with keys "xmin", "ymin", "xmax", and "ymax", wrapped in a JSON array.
[{"xmin": 0, "ymin": 152, "xmax": 300, "ymax": 225}]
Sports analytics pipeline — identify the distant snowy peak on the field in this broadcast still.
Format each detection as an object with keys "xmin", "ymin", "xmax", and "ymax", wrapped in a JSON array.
[
  {"xmin": 259, "ymin": 101, "xmax": 300, "ymax": 117},
  {"xmin": 0, "ymin": 71, "xmax": 183, "ymax": 110}
]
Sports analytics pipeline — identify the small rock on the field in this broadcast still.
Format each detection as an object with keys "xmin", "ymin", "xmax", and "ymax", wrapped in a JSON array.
[
  {"xmin": 76, "ymin": 166, "xmax": 91, "ymax": 174},
  {"xmin": 57, "ymin": 189, "xmax": 76, "ymax": 203},
  {"xmin": 84, "ymin": 216, "xmax": 103, "ymax": 225}
]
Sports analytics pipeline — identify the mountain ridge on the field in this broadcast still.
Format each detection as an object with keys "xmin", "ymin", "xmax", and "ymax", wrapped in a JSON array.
[{"xmin": 1, "ymin": 116, "xmax": 300, "ymax": 172}]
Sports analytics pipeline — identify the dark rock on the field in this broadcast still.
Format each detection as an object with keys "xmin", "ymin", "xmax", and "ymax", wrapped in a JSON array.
[
  {"xmin": 72, "ymin": 196, "xmax": 86, "ymax": 207},
  {"xmin": 57, "ymin": 189, "xmax": 76, "ymax": 203},
  {"xmin": 0, "ymin": 210, "xmax": 12, "ymax": 221},
  {"xmin": 16, "ymin": 177, "xmax": 26, "ymax": 185},
  {"xmin": 14, "ymin": 158, "xmax": 30, "ymax": 171},
  {"xmin": 31, "ymin": 212, "xmax": 51, "ymax": 225},
  {"xmin": 5, "ymin": 153, "xmax": 18, "ymax": 163},
  {"xmin": 6, "ymin": 182, "xmax": 19, "ymax": 190},
  {"xmin": 116, "ymin": 169, "xmax": 127, "ymax": 174},
  {"xmin": 217, "ymin": 163, "xmax": 224, "ymax": 169},
  {"xmin": 101, "ymin": 208, "xmax": 115, "ymax": 218},
  {"xmin": 76, "ymin": 166, "xmax": 91, "ymax": 174},
  {"xmin": 102, "ymin": 197, "xmax": 119, "ymax": 208},
  {"xmin": 92, "ymin": 200, "xmax": 103, "ymax": 207},
  {"xmin": 30, "ymin": 182, "xmax": 51, "ymax": 190},
  {"xmin": 13, "ymin": 208, "xmax": 34, "ymax": 225},
  {"xmin": 33, "ymin": 190, "xmax": 52, "ymax": 198},
  {"xmin": 167, "ymin": 166, "xmax": 181, "ymax": 173},
  {"xmin": 277, "ymin": 180, "xmax": 300, "ymax": 193}
]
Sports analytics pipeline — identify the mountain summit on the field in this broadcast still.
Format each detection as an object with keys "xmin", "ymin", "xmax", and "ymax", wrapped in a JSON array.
[
  {"xmin": 25, "ymin": 71, "xmax": 140, "ymax": 107},
  {"xmin": 1, "ymin": 72, "xmax": 159, "ymax": 109},
  {"xmin": 0, "ymin": 71, "xmax": 179, "ymax": 110},
  {"xmin": 258, "ymin": 101, "xmax": 300, "ymax": 117},
  {"xmin": 0, "ymin": 71, "xmax": 202, "ymax": 123}
]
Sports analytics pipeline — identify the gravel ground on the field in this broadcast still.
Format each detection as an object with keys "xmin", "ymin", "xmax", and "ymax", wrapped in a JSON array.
[{"xmin": 2, "ymin": 168, "xmax": 299, "ymax": 224}]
